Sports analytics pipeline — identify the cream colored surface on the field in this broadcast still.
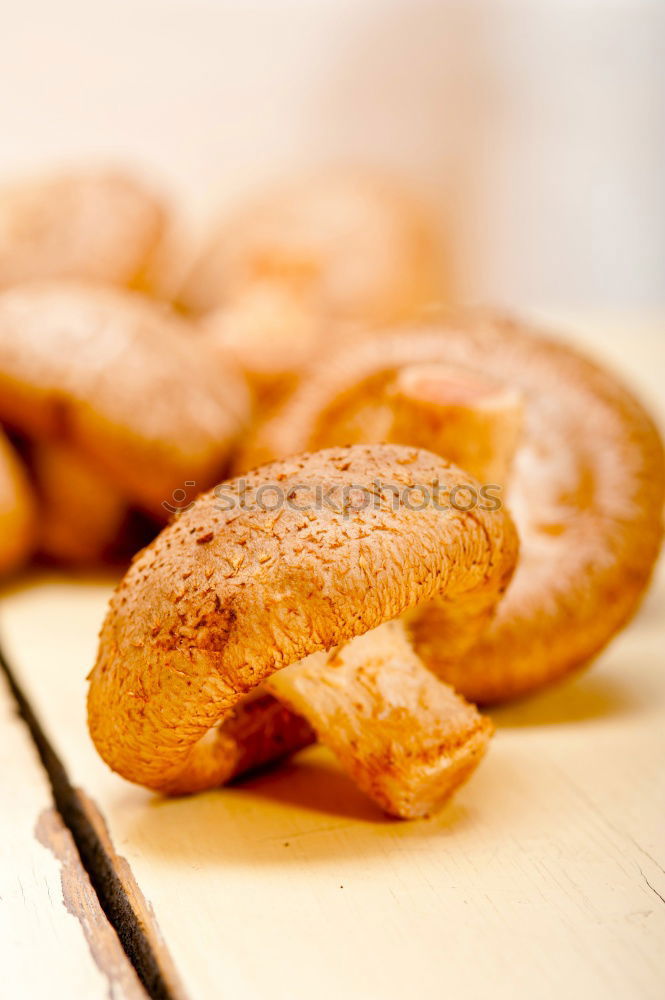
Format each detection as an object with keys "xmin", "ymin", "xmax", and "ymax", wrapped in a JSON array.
[
  {"xmin": 1, "ymin": 567, "xmax": 664, "ymax": 1000},
  {"xmin": 0, "ymin": 671, "xmax": 144, "ymax": 999},
  {"xmin": 0, "ymin": 317, "xmax": 663, "ymax": 999}
]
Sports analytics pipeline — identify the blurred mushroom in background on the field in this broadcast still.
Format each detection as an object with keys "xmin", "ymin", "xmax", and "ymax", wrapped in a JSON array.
[
  {"xmin": 0, "ymin": 427, "xmax": 36, "ymax": 578},
  {"xmin": 198, "ymin": 280, "xmax": 328, "ymax": 408},
  {"xmin": 0, "ymin": 281, "xmax": 250, "ymax": 566},
  {"xmin": 0, "ymin": 167, "xmax": 168, "ymax": 292},
  {"xmin": 27, "ymin": 440, "xmax": 131, "ymax": 566},
  {"xmin": 182, "ymin": 170, "xmax": 445, "ymax": 405}
]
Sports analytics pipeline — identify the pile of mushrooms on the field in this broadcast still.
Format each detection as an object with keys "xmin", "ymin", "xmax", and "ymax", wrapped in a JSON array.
[
  {"xmin": 0, "ymin": 162, "xmax": 662, "ymax": 820},
  {"xmin": 188, "ymin": 169, "xmax": 444, "ymax": 404},
  {"xmin": 0, "ymin": 281, "xmax": 249, "ymax": 564}
]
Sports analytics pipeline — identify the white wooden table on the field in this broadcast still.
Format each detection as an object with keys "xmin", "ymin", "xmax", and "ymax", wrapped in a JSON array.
[{"xmin": 1, "ymin": 316, "xmax": 663, "ymax": 1000}]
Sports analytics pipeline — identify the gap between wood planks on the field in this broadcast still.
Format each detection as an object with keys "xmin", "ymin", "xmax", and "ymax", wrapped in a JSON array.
[{"xmin": 0, "ymin": 642, "xmax": 188, "ymax": 1000}]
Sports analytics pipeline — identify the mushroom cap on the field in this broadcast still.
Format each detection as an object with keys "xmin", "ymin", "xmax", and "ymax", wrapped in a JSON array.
[
  {"xmin": 0, "ymin": 281, "xmax": 250, "ymax": 516},
  {"xmin": 87, "ymin": 443, "xmax": 517, "ymax": 792},
  {"xmin": 179, "ymin": 170, "xmax": 442, "ymax": 322},
  {"xmin": 0, "ymin": 429, "xmax": 36, "ymax": 577},
  {"xmin": 0, "ymin": 168, "xmax": 166, "ymax": 290},
  {"xmin": 241, "ymin": 314, "xmax": 665, "ymax": 702}
]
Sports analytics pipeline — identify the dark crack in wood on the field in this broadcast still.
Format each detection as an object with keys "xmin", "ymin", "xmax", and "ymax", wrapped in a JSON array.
[{"xmin": 0, "ymin": 643, "xmax": 189, "ymax": 1000}]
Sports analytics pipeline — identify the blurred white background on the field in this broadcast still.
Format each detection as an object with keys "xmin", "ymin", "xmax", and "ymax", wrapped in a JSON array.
[{"xmin": 1, "ymin": 0, "xmax": 663, "ymax": 312}]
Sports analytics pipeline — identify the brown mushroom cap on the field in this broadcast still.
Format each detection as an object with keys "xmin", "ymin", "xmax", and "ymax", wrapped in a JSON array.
[
  {"xmin": 0, "ymin": 429, "xmax": 36, "ymax": 577},
  {"xmin": 87, "ymin": 443, "xmax": 517, "ymax": 794},
  {"xmin": 0, "ymin": 281, "xmax": 250, "ymax": 517},
  {"xmin": 0, "ymin": 168, "xmax": 166, "ymax": 290},
  {"xmin": 178, "ymin": 170, "xmax": 442, "ymax": 322},
  {"xmin": 241, "ymin": 314, "xmax": 665, "ymax": 702}
]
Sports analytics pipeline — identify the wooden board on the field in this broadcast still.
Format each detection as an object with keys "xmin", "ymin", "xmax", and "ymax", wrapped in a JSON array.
[
  {"xmin": 0, "ymin": 666, "xmax": 145, "ymax": 1000},
  {"xmin": 1, "ymin": 315, "xmax": 664, "ymax": 1000},
  {"xmin": 1, "ymin": 564, "xmax": 664, "ymax": 1000}
]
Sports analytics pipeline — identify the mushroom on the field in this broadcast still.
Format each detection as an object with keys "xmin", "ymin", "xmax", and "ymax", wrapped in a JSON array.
[
  {"xmin": 241, "ymin": 314, "xmax": 665, "ymax": 703},
  {"xmin": 198, "ymin": 280, "xmax": 328, "ymax": 407},
  {"xmin": 0, "ymin": 281, "xmax": 251, "ymax": 560},
  {"xmin": 0, "ymin": 168, "xmax": 166, "ymax": 291},
  {"xmin": 182, "ymin": 170, "xmax": 446, "ymax": 407},
  {"xmin": 178, "ymin": 169, "xmax": 443, "ymax": 324},
  {"xmin": 0, "ymin": 428, "xmax": 35, "ymax": 577},
  {"xmin": 28, "ymin": 441, "xmax": 131, "ymax": 565},
  {"xmin": 87, "ymin": 444, "xmax": 517, "ymax": 817},
  {"xmin": 215, "ymin": 364, "xmax": 522, "ymax": 785}
]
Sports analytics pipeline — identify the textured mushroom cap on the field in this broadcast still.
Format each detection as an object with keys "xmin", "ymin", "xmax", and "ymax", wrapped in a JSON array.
[
  {"xmin": 0, "ymin": 429, "xmax": 36, "ymax": 577},
  {"xmin": 0, "ymin": 281, "xmax": 250, "ymax": 516},
  {"xmin": 88, "ymin": 444, "xmax": 517, "ymax": 792},
  {"xmin": 0, "ymin": 168, "xmax": 166, "ymax": 290},
  {"xmin": 179, "ymin": 170, "xmax": 442, "ymax": 322},
  {"xmin": 242, "ymin": 314, "xmax": 665, "ymax": 702}
]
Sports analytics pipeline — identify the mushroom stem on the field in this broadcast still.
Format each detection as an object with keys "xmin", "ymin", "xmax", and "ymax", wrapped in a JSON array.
[
  {"xmin": 265, "ymin": 621, "xmax": 491, "ymax": 819},
  {"xmin": 217, "ymin": 691, "xmax": 317, "ymax": 780},
  {"xmin": 387, "ymin": 363, "xmax": 524, "ymax": 486},
  {"xmin": 31, "ymin": 441, "xmax": 128, "ymax": 564}
]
